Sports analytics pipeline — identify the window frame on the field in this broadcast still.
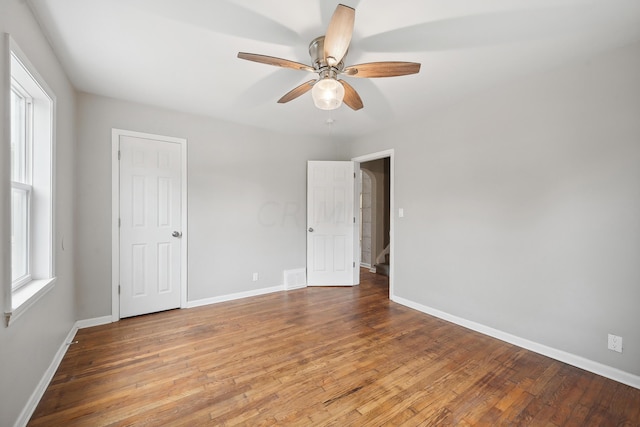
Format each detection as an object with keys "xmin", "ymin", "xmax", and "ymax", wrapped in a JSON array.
[
  {"xmin": 10, "ymin": 78, "xmax": 34, "ymax": 291},
  {"xmin": 3, "ymin": 34, "xmax": 57, "ymax": 327}
]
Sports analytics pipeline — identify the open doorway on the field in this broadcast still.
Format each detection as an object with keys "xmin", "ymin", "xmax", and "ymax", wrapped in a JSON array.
[
  {"xmin": 353, "ymin": 149, "xmax": 394, "ymax": 298},
  {"xmin": 360, "ymin": 158, "xmax": 390, "ymax": 276}
]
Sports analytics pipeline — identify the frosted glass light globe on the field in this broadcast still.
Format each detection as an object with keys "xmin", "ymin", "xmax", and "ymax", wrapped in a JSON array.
[{"xmin": 311, "ymin": 78, "xmax": 345, "ymax": 110}]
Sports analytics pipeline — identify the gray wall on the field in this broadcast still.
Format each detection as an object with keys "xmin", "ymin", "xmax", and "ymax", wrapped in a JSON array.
[
  {"xmin": 0, "ymin": 0, "xmax": 78, "ymax": 426},
  {"xmin": 1, "ymin": 2, "xmax": 638, "ymax": 425},
  {"xmin": 345, "ymin": 42, "xmax": 640, "ymax": 376},
  {"xmin": 75, "ymin": 93, "xmax": 341, "ymax": 318}
]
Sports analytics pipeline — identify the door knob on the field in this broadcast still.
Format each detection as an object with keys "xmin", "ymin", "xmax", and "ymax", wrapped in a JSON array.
[
  {"xmin": 172, "ymin": 231, "xmax": 182, "ymax": 238},
  {"xmin": 308, "ymin": 227, "xmax": 314, "ymax": 232}
]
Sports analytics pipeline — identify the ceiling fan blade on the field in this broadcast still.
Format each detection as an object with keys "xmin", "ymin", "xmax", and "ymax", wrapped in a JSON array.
[
  {"xmin": 320, "ymin": 0, "xmax": 362, "ymax": 29},
  {"xmin": 343, "ymin": 62, "xmax": 421, "ymax": 78},
  {"xmin": 238, "ymin": 52, "xmax": 315, "ymax": 72},
  {"xmin": 339, "ymin": 80, "xmax": 363, "ymax": 111},
  {"xmin": 278, "ymin": 80, "xmax": 316, "ymax": 103},
  {"xmin": 323, "ymin": 4, "xmax": 355, "ymax": 67}
]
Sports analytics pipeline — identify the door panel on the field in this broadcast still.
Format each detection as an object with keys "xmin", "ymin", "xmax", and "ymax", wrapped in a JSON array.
[
  {"xmin": 119, "ymin": 135, "xmax": 182, "ymax": 317},
  {"xmin": 307, "ymin": 161, "xmax": 356, "ymax": 286}
]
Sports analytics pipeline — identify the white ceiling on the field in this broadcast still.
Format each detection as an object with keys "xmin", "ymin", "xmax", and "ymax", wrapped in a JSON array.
[{"xmin": 28, "ymin": 0, "xmax": 640, "ymax": 138}]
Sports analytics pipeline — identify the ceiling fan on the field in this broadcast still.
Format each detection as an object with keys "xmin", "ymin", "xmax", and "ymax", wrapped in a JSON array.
[{"xmin": 237, "ymin": 4, "xmax": 421, "ymax": 111}]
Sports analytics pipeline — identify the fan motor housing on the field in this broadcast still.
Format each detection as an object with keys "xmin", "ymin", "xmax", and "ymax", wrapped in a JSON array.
[{"xmin": 309, "ymin": 36, "xmax": 345, "ymax": 73}]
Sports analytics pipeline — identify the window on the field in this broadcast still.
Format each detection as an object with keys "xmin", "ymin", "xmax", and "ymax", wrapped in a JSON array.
[
  {"xmin": 11, "ymin": 79, "xmax": 33, "ymax": 290},
  {"xmin": 4, "ymin": 37, "xmax": 56, "ymax": 326}
]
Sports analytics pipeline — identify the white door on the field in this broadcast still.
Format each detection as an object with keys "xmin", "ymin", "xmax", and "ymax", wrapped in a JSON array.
[
  {"xmin": 119, "ymin": 135, "xmax": 182, "ymax": 317},
  {"xmin": 307, "ymin": 161, "xmax": 358, "ymax": 286}
]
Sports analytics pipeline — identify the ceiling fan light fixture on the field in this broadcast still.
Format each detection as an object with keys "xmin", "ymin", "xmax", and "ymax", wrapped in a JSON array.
[
  {"xmin": 312, "ymin": 77, "xmax": 345, "ymax": 110},
  {"xmin": 237, "ymin": 4, "xmax": 421, "ymax": 111}
]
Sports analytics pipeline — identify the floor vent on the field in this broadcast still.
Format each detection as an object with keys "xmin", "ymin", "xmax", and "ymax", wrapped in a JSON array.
[{"xmin": 284, "ymin": 268, "xmax": 307, "ymax": 290}]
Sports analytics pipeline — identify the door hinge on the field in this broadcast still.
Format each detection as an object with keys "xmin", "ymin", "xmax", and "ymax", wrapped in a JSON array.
[
  {"xmin": 353, "ymin": 262, "xmax": 356, "ymax": 268},
  {"xmin": 353, "ymin": 217, "xmax": 356, "ymax": 223},
  {"xmin": 118, "ymin": 150, "xmax": 121, "ymax": 160},
  {"xmin": 118, "ymin": 285, "xmax": 121, "ymax": 295},
  {"xmin": 354, "ymin": 172, "xmax": 356, "ymax": 178},
  {"xmin": 118, "ymin": 218, "xmax": 121, "ymax": 227}
]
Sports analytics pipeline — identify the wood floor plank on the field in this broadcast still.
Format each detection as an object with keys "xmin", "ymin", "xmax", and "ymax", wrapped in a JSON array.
[{"xmin": 28, "ymin": 269, "xmax": 640, "ymax": 426}]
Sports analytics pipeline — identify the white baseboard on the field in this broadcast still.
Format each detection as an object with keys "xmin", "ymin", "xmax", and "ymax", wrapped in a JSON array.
[
  {"xmin": 13, "ymin": 323, "xmax": 78, "ymax": 427},
  {"xmin": 186, "ymin": 285, "xmax": 286, "ymax": 309},
  {"xmin": 13, "ymin": 314, "xmax": 116, "ymax": 427},
  {"xmin": 15, "ymin": 290, "xmax": 288, "ymax": 425},
  {"xmin": 76, "ymin": 315, "xmax": 112, "ymax": 329},
  {"xmin": 391, "ymin": 295, "xmax": 640, "ymax": 390},
  {"xmin": 21, "ymin": 292, "xmax": 637, "ymax": 427}
]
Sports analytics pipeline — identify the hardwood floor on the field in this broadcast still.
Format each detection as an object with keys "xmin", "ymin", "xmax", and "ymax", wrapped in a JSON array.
[{"xmin": 29, "ymin": 270, "xmax": 640, "ymax": 426}]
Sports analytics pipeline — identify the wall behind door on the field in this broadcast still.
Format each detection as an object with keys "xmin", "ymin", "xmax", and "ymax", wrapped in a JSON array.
[{"xmin": 75, "ymin": 94, "xmax": 342, "ymax": 318}]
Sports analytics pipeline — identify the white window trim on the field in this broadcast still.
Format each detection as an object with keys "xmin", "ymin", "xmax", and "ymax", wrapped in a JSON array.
[
  {"xmin": 3, "ymin": 34, "xmax": 57, "ymax": 327},
  {"xmin": 7, "ymin": 278, "xmax": 56, "ymax": 326}
]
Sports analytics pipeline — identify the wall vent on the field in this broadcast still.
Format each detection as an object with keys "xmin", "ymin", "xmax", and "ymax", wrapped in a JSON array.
[{"xmin": 284, "ymin": 268, "xmax": 307, "ymax": 290}]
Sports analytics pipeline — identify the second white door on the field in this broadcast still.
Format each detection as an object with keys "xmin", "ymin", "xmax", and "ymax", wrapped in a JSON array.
[
  {"xmin": 307, "ymin": 161, "xmax": 357, "ymax": 286},
  {"xmin": 119, "ymin": 134, "xmax": 182, "ymax": 318}
]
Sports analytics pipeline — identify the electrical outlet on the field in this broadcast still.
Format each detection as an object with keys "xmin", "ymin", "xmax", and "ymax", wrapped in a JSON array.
[
  {"xmin": 252, "ymin": 272, "xmax": 259, "ymax": 282},
  {"xmin": 608, "ymin": 334, "xmax": 623, "ymax": 353}
]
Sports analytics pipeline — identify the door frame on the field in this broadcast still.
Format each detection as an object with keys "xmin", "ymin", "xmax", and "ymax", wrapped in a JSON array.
[
  {"xmin": 352, "ymin": 149, "xmax": 394, "ymax": 299},
  {"xmin": 111, "ymin": 129, "xmax": 188, "ymax": 321}
]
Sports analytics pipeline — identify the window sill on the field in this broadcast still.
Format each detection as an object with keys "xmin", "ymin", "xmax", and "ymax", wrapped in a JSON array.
[{"xmin": 4, "ymin": 278, "xmax": 56, "ymax": 327}]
